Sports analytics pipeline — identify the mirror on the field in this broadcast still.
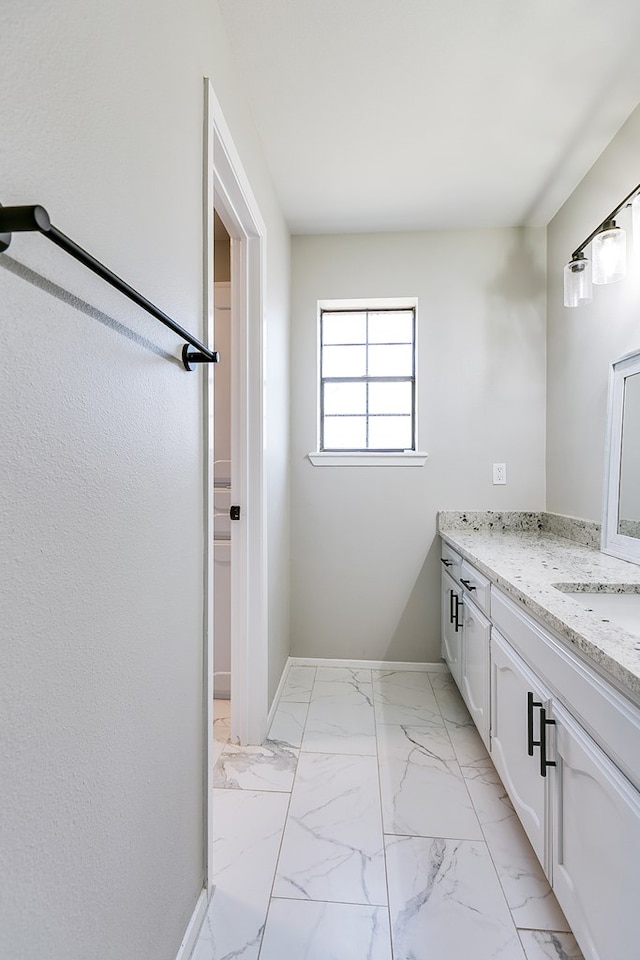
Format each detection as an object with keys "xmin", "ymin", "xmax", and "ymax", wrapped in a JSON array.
[{"xmin": 602, "ymin": 348, "xmax": 640, "ymax": 564}]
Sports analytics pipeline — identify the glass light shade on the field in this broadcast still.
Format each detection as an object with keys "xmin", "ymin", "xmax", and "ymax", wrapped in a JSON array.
[
  {"xmin": 564, "ymin": 255, "xmax": 592, "ymax": 307},
  {"xmin": 592, "ymin": 221, "xmax": 626, "ymax": 284}
]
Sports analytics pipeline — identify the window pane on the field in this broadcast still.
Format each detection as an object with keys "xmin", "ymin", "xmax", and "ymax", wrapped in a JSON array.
[
  {"xmin": 324, "ymin": 382, "xmax": 367, "ymax": 415},
  {"xmin": 368, "ymin": 311, "xmax": 413, "ymax": 344},
  {"xmin": 368, "ymin": 344, "xmax": 413, "ymax": 377},
  {"xmin": 322, "ymin": 312, "xmax": 366, "ymax": 345},
  {"xmin": 322, "ymin": 345, "xmax": 367, "ymax": 377},
  {"xmin": 368, "ymin": 381, "xmax": 412, "ymax": 415},
  {"xmin": 368, "ymin": 416, "xmax": 413, "ymax": 450},
  {"xmin": 323, "ymin": 416, "xmax": 367, "ymax": 450}
]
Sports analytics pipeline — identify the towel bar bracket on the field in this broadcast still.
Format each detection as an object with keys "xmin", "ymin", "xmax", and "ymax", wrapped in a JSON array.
[
  {"xmin": 182, "ymin": 345, "xmax": 220, "ymax": 371},
  {"xmin": 0, "ymin": 203, "xmax": 11, "ymax": 253}
]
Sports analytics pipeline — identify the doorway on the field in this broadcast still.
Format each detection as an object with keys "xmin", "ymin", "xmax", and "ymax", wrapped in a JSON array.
[
  {"xmin": 213, "ymin": 213, "xmax": 232, "ymax": 747},
  {"xmin": 203, "ymin": 79, "xmax": 269, "ymax": 896}
]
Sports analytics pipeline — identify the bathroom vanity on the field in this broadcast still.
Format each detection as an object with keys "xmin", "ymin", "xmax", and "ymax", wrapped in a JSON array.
[{"xmin": 439, "ymin": 510, "xmax": 640, "ymax": 960}]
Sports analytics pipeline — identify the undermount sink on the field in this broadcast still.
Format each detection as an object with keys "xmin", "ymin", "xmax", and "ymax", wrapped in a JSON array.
[{"xmin": 553, "ymin": 585, "xmax": 640, "ymax": 637}]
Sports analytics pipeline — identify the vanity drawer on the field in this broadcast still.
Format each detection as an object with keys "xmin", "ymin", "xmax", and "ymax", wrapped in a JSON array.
[
  {"xmin": 460, "ymin": 559, "xmax": 490, "ymax": 614},
  {"xmin": 441, "ymin": 542, "xmax": 462, "ymax": 581},
  {"xmin": 491, "ymin": 587, "xmax": 640, "ymax": 791}
]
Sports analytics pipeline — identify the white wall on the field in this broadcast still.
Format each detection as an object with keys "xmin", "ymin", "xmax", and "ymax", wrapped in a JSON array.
[
  {"xmin": 290, "ymin": 229, "xmax": 546, "ymax": 662},
  {"xmin": 547, "ymin": 104, "xmax": 640, "ymax": 521},
  {"xmin": 0, "ymin": 2, "xmax": 289, "ymax": 958}
]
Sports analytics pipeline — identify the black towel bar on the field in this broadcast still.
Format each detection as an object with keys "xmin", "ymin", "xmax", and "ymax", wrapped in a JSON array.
[{"xmin": 0, "ymin": 203, "xmax": 219, "ymax": 371}]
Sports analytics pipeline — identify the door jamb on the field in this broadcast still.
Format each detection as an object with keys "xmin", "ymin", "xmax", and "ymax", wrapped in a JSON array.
[{"xmin": 203, "ymin": 78, "xmax": 268, "ymax": 895}]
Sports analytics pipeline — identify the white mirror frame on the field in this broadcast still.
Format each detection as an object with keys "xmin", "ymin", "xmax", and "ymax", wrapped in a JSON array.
[{"xmin": 602, "ymin": 347, "xmax": 640, "ymax": 564}]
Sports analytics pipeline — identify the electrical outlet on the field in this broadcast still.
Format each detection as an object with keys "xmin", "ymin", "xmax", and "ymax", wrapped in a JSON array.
[{"xmin": 493, "ymin": 462, "xmax": 507, "ymax": 485}]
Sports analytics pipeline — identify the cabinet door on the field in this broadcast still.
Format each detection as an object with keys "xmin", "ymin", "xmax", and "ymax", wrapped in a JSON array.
[
  {"xmin": 460, "ymin": 595, "xmax": 490, "ymax": 747},
  {"xmin": 551, "ymin": 701, "xmax": 640, "ymax": 960},
  {"xmin": 490, "ymin": 629, "xmax": 550, "ymax": 869},
  {"xmin": 441, "ymin": 569, "xmax": 462, "ymax": 687}
]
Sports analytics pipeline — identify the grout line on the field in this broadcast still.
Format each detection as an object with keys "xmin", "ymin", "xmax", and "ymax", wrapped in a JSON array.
[
  {"xmin": 372, "ymin": 673, "xmax": 396, "ymax": 959},
  {"xmin": 257, "ymin": 677, "xmax": 309, "ymax": 960},
  {"xmin": 265, "ymin": 893, "xmax": 388, "ymax": 907}
]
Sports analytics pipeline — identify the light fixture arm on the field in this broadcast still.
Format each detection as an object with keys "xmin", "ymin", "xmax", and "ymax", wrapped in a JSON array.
[{"xmin": 571, "ymin": 180, "xmax": 640, "ymax": 259}]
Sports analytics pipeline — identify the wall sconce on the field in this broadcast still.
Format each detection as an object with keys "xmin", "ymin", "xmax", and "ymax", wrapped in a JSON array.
[
  {"xmin": 564, "ymin": 181, "xmax": 640, "ymax": 307},
  {"xmin": 564, "ymin": 253, "xmax": 592, "ymax": 307}
]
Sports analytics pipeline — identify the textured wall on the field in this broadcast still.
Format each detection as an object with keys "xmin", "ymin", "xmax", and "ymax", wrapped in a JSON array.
[
  {"xmin": 547, "ymin": 104, "xmax": 640, "ymax": 522},
  {"xmin": 0, "ymin": 1, "xmax": 290, "ymax": 957},
  {"xmin": 290, "ymin": 228, "xmax": 546, "ymax": 662}
]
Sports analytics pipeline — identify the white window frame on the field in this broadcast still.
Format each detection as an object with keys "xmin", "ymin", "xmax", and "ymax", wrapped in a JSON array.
[{"xmin": 309, "ymin": 297, "xmax": 429, "ymax": 467}]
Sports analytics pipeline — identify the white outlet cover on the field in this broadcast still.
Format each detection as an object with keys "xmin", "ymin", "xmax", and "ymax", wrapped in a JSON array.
[{"xmin": 493, "ymin": 463, "xmax": 507, "ymax": 484}]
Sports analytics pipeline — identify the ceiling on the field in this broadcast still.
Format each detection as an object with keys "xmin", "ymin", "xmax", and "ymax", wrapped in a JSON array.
[{"xmin": 218, "ymin": 0, "xmax": 640, "ymax": 235}]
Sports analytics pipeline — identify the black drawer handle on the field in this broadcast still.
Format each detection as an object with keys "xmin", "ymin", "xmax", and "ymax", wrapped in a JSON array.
[
  {"xmin": 460, "ymin": 578, "xmax": 476, "ymax": 591},
  {"xmin": 527, "ymin": 691, "xmax": 542, "ymax": 756},
  {"xmin": 441, "ymin": 558, "xmax": 453, "ymax": 567},
  {"xmin": 454, "ymin": 593, "xmax": 463, "ymax": 632},
  {"xmin": 527, "ymin": 692, "xmax": 556, "ymax": 777},
  {"xmin": 539, "ymin": 708, "xmax": 556, "ymax": 778}
]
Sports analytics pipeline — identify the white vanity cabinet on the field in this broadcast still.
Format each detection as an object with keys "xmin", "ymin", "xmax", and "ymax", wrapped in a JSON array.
[
  {"xmin": 490, "ymin": 629, "xmax": 550, "ymax": 868},
  {"xmin": 490, "ymin": 586, "xmax": 640, "ymax": 960},
  {"xmin": 440, "ymin": 545, "xmax": 490, "ymax": 745},
  {"xmin": 440, "ymin": 535, "xmax": 640, "ymax": 960},
  {"xmin": 459, "ymin": 592, "xmax": 490, "ymax": 747},
  {"xmin": 550, "ymin": 700, "xmax": 640, "ymax": 960},
  {"xmin": 440, "ymin": 567, "xmax": 462, "ymax": 687}
]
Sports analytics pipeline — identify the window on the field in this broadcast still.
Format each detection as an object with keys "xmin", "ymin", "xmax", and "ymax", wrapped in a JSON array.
[{"xmin": 319, "ymin": 305, "xmax": 416, "ymax": 452}]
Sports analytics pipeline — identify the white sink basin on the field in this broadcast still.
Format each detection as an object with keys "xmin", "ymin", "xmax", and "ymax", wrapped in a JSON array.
[{"xmin": 560, "ymin": 589, "xmax": 640, "ymax": 637}]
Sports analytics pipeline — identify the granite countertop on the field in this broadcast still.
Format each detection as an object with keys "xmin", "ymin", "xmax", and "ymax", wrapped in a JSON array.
[{"xmin": 438, "ymin": 511, "xmax": 640, "ymax": 702}]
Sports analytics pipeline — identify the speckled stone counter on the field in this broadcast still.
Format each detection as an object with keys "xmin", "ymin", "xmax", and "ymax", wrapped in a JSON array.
[{"xmin": 438, "ymin": 511, "xmax": 640, "ymax": 702}]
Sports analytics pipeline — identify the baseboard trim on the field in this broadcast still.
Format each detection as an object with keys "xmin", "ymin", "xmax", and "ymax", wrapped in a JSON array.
[
  {"xmin": 287, "ymin": 656, "xmax": 448, "ymax": 673},
  {"xmin": 267, "ymin": 656, "xmax": 294, "ymax": 730},
  {"xmin": 174, "ymin": 887, "xmax": 208, "ymax": 960}
]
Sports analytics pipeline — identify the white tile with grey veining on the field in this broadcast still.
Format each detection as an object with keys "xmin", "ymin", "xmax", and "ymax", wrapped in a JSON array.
[
  {"xmin": 377, "ymin": 722, "xmax": 483, "ymax": 840},
  {"xmin": 386, "ymin": 835, "xmax": 526, "ymax": 960},
  {"xmin": 213, "ymin": 740, "xmax": 298, "ymax": 792},
  {"xmin": 268, "ymin": 702, "xmax": 308, "ymax": 749},
  {"xmin": 462, "ymin": 761, "xmax": 570, "ymax": 931},
  {"xmin": 372, "ymin": 669, "xmax": 441, "ymax": 725},
  {"xmin": 302, "ymin": 679, "xmax": 376, "ymax": 754},
  {"xmin": 259, "ymin": 898, "xmax": 392, "ymax": 960},
  {"xmin": 430, "ymin": 671, "xmax": 474, "ymax": 725},
  {"xmin": 518, "ymin": 930, "xmax": 585, "ymax": 960},
  {"xmin": 191, "ymin": 789, "xmax": 289, "ymax": 960},
  {"xmin": 213, "ymin": 715, "xmax": 231, "ymax": 744},
  {"xmin": 273, "ymin": 752, "xmax": 387, "ymax": 905},
  {"xmin": 314, "ymin": 666, "xmax": 373, "ymax": 684},
  {"xmin": 444, "ymin": 717, "xmax": 490, "ymax": 768},
  {"xmin": 212, "ymin": 738, "xmax": 226, "ymax": 767},
  {"xmin": 311, "ymin": 676, "xmax": 374, "ymax": 707},
  {"xmin": 302, "ymin": 702, "xmax": 377, "ymax": 755},
  {"xmin": 280, "ymin": 665, "xmax": 316, "ymax": 702}
]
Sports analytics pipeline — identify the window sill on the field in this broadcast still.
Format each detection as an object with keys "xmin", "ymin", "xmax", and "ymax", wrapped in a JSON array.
[{"xmin": 308, "ymin": 451, "xmax": 429, "ymax": 467}]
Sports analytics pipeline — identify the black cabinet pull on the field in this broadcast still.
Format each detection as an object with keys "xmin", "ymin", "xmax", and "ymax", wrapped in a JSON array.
[
  {"xmin": 441, "ymin": 558, "xmax": 453, "ymax": 567},
  {"xmin": 460, "ymin": 578, "xmax": 476, "ymax": 591},
  {"xmin": 449, "ymin": 589, "xmax": 455, "ymax": 625},
  {"xmin": 527, "ymin": 691, "xmax": 542, "ymax": 756},
  {"xmin": 454, "ymin": 594, "xmax": 463, "ymax": 632},
  {"xmin": 539, "ymin": 708, "xmax": 556, "ymax": 778}
]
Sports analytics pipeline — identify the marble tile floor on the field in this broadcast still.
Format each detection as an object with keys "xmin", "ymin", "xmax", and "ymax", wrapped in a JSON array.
[{"xmin": 193, "ymin": 668, "xmax": 584, "ymax": 960}]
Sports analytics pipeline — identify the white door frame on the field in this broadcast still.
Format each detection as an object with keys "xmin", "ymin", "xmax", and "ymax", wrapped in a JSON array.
[{"xmin": 203, "ymin": 78, "xmax": 268, "ymax": 894}]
